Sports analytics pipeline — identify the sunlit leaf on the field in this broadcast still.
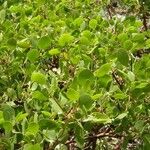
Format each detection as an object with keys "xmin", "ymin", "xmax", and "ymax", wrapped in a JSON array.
[
  {"xmin": 31, "ymin": 72, "xmax": 46, "ymax": 85},
  {"xmin": 66, "ymin": 88, "xmax": 80, "ymax": 101},
  {"xmin": 58, "ymin": 33, "xmax": 74, "ymax": 46},
  {"xmin": 23, "ymin": 143, "xmax": 41, "ymax": 150},
  {"xmin": 48, "ymin": 48, "xmax": 60, "ymax": 55},
  {"xmin": 94, "ymin": 63, "xmax": 112, "ymax": 77},
  {"xmin": 89, "ymin": 19, "xmax": 97, "ymax": 29},
  {"xmin": 16, "ymin": 112, "xmax": 28, "ymax": 122},
  {"xmin": 25, "ymin": 122, "xmax": 39, "ymax": 136}
]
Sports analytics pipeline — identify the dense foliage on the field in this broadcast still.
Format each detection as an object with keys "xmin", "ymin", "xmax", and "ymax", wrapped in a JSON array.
[{"xmin": 0, "ymin": 0, "xmax": 150, "ymax": 149}]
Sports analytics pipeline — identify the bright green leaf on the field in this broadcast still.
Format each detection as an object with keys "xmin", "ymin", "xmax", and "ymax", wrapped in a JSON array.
[
  {"xmin": 32, "ymin": 90, "xmax": 47, "ymax": 101},
  {"xmin": 84, "ymin": 113, "xmax": 112, "ymax": 124},
  {"xmin": 49, "ymin": 48, "xmax": 60, "ymax": 55},
  {"xmin": 116, "ymin": 112, "xmax": 128, "ymax": 120},
  {"xmin": 16, "ymin": 112, "xmax": 28, "ymax": 122},
  {"xmin": 58, "ymin": 33, "xmax": 74, "ymax": 46},
  {"xmin": 25, "ymin": 122, "xmax": 39, "ymax": 136},
  {"xmin": 73, "ymin": 17, "xmax": 84, "ymax": 27},
  {"xmin": 135, "ymin": 82, "xmax": 148, "ymax": 89},
  {"xmin": 66, "ymin": 88, "xmax": 80, "ymax": 101},
  {"xmin": 17, "ymin": 38, "xmax": 30, "ymax": 48},
  {"xmin": 94, "ymin": 63, "xmax": 112, "ymax": 77},
  {"xmin": 31, "ymin": 72, "xmax": 46, "ymax": 85},
  {"xmin": 23, "ymin": 143, "xmax": 41, "ymax": 150},
  {"xmin": 89, "ymin": 19, "xmax": 97, "ymax": 29},
  {"xmin": 113, "ymin": 93, "xmax": 128, "ymax": 99}
]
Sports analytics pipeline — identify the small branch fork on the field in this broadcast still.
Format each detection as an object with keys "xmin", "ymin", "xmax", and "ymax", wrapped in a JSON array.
[{"xmin": 112, "ymin": 69, "xmax": 124, "ymax": 90}]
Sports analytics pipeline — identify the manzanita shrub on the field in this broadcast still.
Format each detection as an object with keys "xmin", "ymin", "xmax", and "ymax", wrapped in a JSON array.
[{"xmin": 0, "ymin": 0, "xmax": 150, "ymax": 149}]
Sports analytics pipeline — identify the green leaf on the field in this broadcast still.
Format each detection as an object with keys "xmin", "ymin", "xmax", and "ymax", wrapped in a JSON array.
[
  {"xmin": 50, "ymin": 98, "xmax": 63, "ymax": 114},
  {"xmin": 81, "ymin": 30, "xmax": 91, "ymax": 39},
  {"xmin": 32, "ymin": 91, "xmax": 47, "ymax": 101},
  {"xmin": 78, "ymin": 69, "xmax": 94, "ymax": 83},
  {"xmin": 3, "ymin": 121, "xmax": 13, "ymax": 132},
  {"xmin": 92, "ymin": 93, "xmax": 102, "ymax": 100},
  {"xmin": 0, "ymin": 33, "xmax": 3, "ymax": 42},
  {"xmin": 145, "ymin": 39, "xmax": 150, "ymax": 48},
  {"xmin": 58, "ymin": 33, "xmax": 74, "ymax": 46},
  {"xmin": 2, "ymin": 105, "xmax": 15, "ymax": 121},
  {"xmin": 0, "ymin": 111, "xmax": 4, "ymax": 124},
  {"xmin": 41, "ymin": 111, "xmax": 51, "ymax": 117},
  {"xmin": 23, "ymin": 143, "xmax": 41, "ymax": 150},
  {"xmin": 48, "ymin": 48, "xmax": 60, "ymax": 55},
  {"xmin": 127, "ymin": 71, "xmax": 135, "ymax": 81},
  {"xmin": 123, "ymin": 40, "xmax": 133, "ymax": 50},
  {"xmin": 113, "ymin": 93, "xmax": 128, "ymax": 99},
  {"xmin": 73, "ymin": 17, "xmax": 84, "ymax": 27},
  {"xmin": 132, "ymin": 33, "xmax": 145, "ymax": 43},
  {"xmin": 116, "ymin": 112, "xmax": 128, "ymax": 120},
  {"xmin": 39, "ymin": 119, "xmax": 58, "ymax": 130},
  {"xmin": 37, "ymin": 36, "xmax": 51, "ymax": 49},
  {"xmin": 94, "ymin": 63, "xmax": 112, "ymax": 77},
  {"xmin": 79, "ymin": 94, "xmax": 93, "ymax": 109},
  {"xmin": 117, "ymin": 50, "xmax": 129, "ymax": 66},
  {"xmin": 7, "ymin": 38, "xmax": 17, "ymax": 47},
  {"xmin": 79, "ymin": 36, "xmax": 90, "ymax": 45},
  {"xmin": 89, "ymin": 19, "xmax": 97, "ymax": 29},
  {"xmin": 7, "ymin": 88, "xmax": 16, "ymax": 98},
  {"xmin": 66, "ymin": 88, "xmax": 80, "ymax": 101},
  {"xmin": 135, "ymin": 82, "xmax": 148, "ymax": 89},
  {"xmin": 31, "ymin": 72, "xmax": 46, "ymax": 85},
  {"xmin": 15, "ymin": 112, "xmax": 28, "ymax": 122},
  {"xmin": 27, "ymin": 49, "xmax": 39, "ymax": 62},
  {"xmin": 17, "ymin": 38, "xmax": 30, "ymax": 48},
  {"xmin": 134, "ymin": 120, "xmax": 145, "ymax": 133},
  {"xmin": 118, "ymin": 33, "xmax": 128, "ymax": 43},
  {"xmin": 43, "ymin": 130, "xmax": 57, "ymax": 141},
  {"xmin": 74, "ymin": 122, "xmax": 84, "ymax": 148},
  {"xmin": 84, "ymin": 113, "xmax": 111, "ymax": 124},
  {"xmin": 143, "ymin": 134, "xmax": 150, "ymax": 149},
  {"xmin": 0, "ymin": 9, "xmax": 6, "ymax": 23},
  {"xmin": 25, "ymin": 122, "xmax": 39, "ymax": 136}
]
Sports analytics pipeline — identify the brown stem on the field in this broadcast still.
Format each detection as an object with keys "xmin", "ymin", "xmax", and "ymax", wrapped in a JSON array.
[
  {"xmin": 141, "ymin": 2, "xmax": 148, "ymax": 31},
  {"xmin": 143, "ymin": 13, "xmax": 148, "ymax": 31},
  {"xmin": 107, "ymin": 5, "xmax": 112, "ymax": 19},
  {"xmin": 112, "ymin": 70, "xmax": 124, "ymax": 90}
]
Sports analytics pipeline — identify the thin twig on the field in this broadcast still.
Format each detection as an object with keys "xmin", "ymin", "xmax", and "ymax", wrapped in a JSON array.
[{"xmin": 112, "ymin": 70, "xmax": 124, "ymax": 90}]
